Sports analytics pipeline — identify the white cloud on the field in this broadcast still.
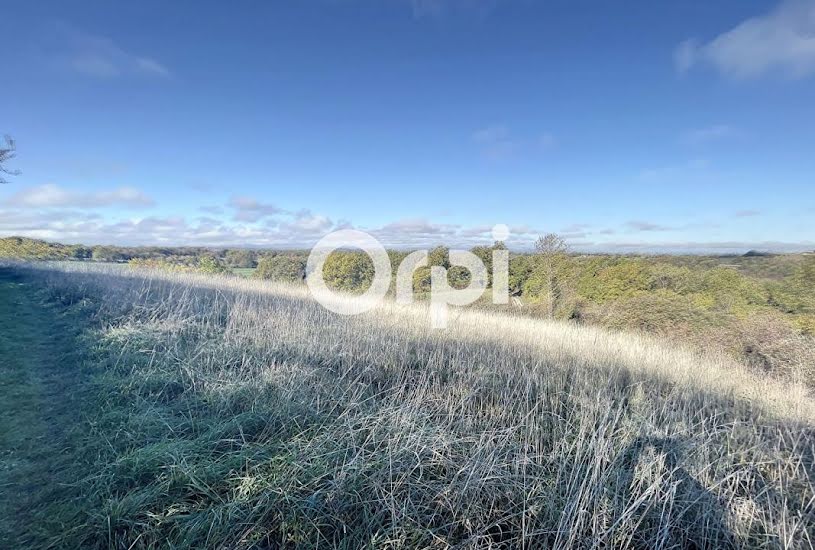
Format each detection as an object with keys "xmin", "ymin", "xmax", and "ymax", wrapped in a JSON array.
[
  {"xmin": 674, "ymin": 39, "xmax": 699, "ymax": 74},
  {"xmin": 624, "ymin": 220, "xmax": 674, "ymax": 232},
  {"xmin": 53, "ymin": 23, "xmax": 170, "ymax": 79},
  {"xmin": 279, "ymin": 210, "xmax": 334, "ymax": 234},
  {"xmin": 580, "ymin": 240, "xmax": 815, "ymax": 254},
  {"xmin": 4, "ymin": 184, "xmax": 154, "ymax": 209},
  {"xmin": 363, "ymin": 218, "xmax": 546, "ymax": 249},
  {"xmin": 676, "ymin": 0, "xmax": 815, "ymax": 78},
  {"xmin": 561, "ymin": 223, "xmax": 591, "ymax": 233},
  {"xmin": 229, "ymin": 196, "xmax": 284, "ymax": 222},
  {"xmin": 1, "ymin": 207, "xmax": 812, "ymax": 254}
]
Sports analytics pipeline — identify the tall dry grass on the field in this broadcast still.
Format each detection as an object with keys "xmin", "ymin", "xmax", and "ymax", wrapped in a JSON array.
[{"xmin": 8, "ymin": 261, "xmax": 815, "ymax": 549}]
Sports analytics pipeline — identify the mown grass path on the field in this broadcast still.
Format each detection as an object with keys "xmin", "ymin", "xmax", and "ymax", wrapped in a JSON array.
[{"xmin": 0, "ymin": 268, "xmax": 85, "ymax": 548}]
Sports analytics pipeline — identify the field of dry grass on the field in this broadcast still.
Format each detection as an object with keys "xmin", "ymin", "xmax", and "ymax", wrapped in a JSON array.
[{"xmin": 2, "ymin": 261, "xmax": 814, "ymax": 548}]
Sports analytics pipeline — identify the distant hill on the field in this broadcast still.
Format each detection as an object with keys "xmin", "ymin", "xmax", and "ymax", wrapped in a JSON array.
[{"xmin": 742, "ymin": 249, "xmax": 774, "ymax": 257}]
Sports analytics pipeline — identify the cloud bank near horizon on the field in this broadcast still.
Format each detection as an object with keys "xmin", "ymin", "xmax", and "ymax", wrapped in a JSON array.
[{"xmin": 0, "ymin": 183, "xmax": 811, "ymax": 254}]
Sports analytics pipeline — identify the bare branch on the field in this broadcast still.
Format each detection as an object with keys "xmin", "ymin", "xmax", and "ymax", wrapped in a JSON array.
[{"xmin": 0, "ymin": 135, "xmax": 21, "ymax": 184}]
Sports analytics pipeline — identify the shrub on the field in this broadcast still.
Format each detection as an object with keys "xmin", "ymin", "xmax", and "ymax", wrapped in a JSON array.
[
  {"xmin": 254, "ymin": 254, "xmax": 306, "ymax": 283},
  {"xmin": 0, "ymin": 237, "xmax": 70, "ymax": 260},
  {"xmin": 92, "ymin": 246, "xmax": 129, "ymax": 263},
  {"xmin": 577, "ymin": 259, "xmax": 652, "ymax": 304},
  {"xmin": 412, "ymin": 265, "xmax": 431, "ymax": 293},
  {"xmin": 590, "ymin": 289, "xmax": 714, "ymax": 336},
  {"xmin": 693, "ymin": 267, "xmax": 768, "ymax": 314},
  {"xmin": 734, "ymin": 311, "xmax": 815, "ymax": 384},
  {"xmin": 321, "ymin": 251, "xmax": 374, "ymax": 292},
  {"xmin": 224, "ymin": 249, "xmax": 257, "ymax": 268},
  {"xmin": 197, "ymin": 255, "xmax": 230, "ymax": 274}
]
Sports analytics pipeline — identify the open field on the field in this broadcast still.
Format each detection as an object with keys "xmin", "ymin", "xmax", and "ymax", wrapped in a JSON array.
[
  {"xmin": 232, "ymin": 267, "xmax": 258, "ymax": 278},
  {"xmin": 1, "ymin": 261, "xmax": 814, "ymax": 548}
]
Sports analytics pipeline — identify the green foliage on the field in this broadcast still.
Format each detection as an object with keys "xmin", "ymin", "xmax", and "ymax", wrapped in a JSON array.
[
  {"xmin": 578, "ymin": 260, "xmax": 652, "ymax": 304},
  {"xmin": 647, "ymin": 263, "xmax": 701, "ymax": 294},
  {"xmin": 766, "ymin": 256, "xmax": 815, "ymax": 315},
  {"xmin": 793, "ymin": 255, "xmax": 815, "ymax": 288},
  {"xmin": 427, "ymin": 246, "xmax": 449, "ymax": 268},
  {"xmin": 411, "ymin": 246, "xmax": 486, "ymax": 293},
  {"xmin": 447, "ymin": 266, "xmax": 472, "ymax": 289},
  {"xmin": 0, "ymin": 237, "xmax": 70, "ymax": 260},
  {"xmin": 2, "ymin": 233, "xmax": 814, "ymax": 381},
  {"xmin": 253, "ymin": 254, "xmax": 306, "ymax": 283},
  {"xmin": 595, "ymin": 289, "xmax": 715, "ymax": 335},
  {"xmin": 470, "ymin": 241, "xmax": 506, "ymax": 287},
  {"xmin": 224, "ymin": 249, "xmax": 257, "ymax": 268},
  {"xmin": 387, "ymin": 250, "xmax": 410, "ymax": 273},
  {"xmin": 525, "ymin": 234, "xmax": 573, "ymax": 318},
  {"xmin": 692, "ymin": 268, "xmax": 768, "ymax": 314},
  {"xmin": 92, "ymin": 246, "xmax": 128, "ymax": 263},
  {"xmin": 412, "ymin": 266, "xmax": 432, "ymax": 293},
  {"xmin": 197, "ymin": 255, "xmax": 230, "ymax": 274},
  {"xmin": 321, "ymin": 251, "xmax": 374, "ymax": 292},
  {"xmin": 508, "ymin": 255, "xmax": 534, "ymax": 295}
]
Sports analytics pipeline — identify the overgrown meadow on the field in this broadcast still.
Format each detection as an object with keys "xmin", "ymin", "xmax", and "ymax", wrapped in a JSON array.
[{"xmin": 4, "ymin": 261, "xmax": 814, "ymax": 549}]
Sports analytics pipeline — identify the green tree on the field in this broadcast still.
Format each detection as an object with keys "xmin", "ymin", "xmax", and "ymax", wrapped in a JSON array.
[
  {"xmin": 447, "ymin": 266, "xmax": 472, "ymax": 289},
  {"xmin": 578, "ymin": 260, "xmax": 652, "ymax": 304},
  {"xmin": 695, "ymin": 267, "xmax": 767, "ymax": 314},
  {"xmin": 67, "ymin": 245, "xmax": 92, "ymax": 260},
  {"xmin": 508, "ymin": 255, "xmax": 534, "ymax": 296},
  {"xmin": 647, "ymin": 263, "xmax": 700, "ymax": 294},
  {"xmin": 412, "ymin": 266, "xmax": 432, "ymax": 293},
  {"xmin": 471, "ymin": 241, "xmax": 507, "ymax": 287},
  {"xmin": 92, "ymin": 246, "xmax": 127, "ymax": 262},
  {"xmin": 225, "ymin": 249, "xmax": 257, "ymax": 268},
  {"xmin": 321, "ymin": 251, "xmax": 374, "ymax": 292},
  {"xmin": 197, "ymin": 255, "xmax": 230, "ymax": 274},
  {"xmin": 254, "ymin": 254, "xmax": 306, "ymax": 282},
  {"xmin": 0, "ymin": 237, "xmax": 66, "ymax": 259},
  {"xmin": 768, "ymin": 256, "xmax": 815, "ymax": 315},
  {"xmin": 427, "ymin": 246, "xmax": 450, "ymax": 269}
]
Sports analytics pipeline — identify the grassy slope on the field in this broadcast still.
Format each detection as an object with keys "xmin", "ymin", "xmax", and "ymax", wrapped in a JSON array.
[
  {"xmin": 2, "ymin": 263, "xmax": 814, "ymax": 548},
  {"xmin": 0, "ymin": 270, "xmax": 88, "ymax": 548},
  {"xmin": 232, "ymin": 267, "xmax": 257, "ymax": 277}
]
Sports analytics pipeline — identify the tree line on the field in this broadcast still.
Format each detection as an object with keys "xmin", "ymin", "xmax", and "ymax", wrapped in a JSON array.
[{"xmin": 3, "ymin": 234, "xmax": 814, "ymax": 383}]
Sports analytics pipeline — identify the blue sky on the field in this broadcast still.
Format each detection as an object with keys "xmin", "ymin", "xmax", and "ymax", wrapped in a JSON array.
[{"xmin": 1, "ymin": 0, "xmax": 814, "ymax": 251}]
